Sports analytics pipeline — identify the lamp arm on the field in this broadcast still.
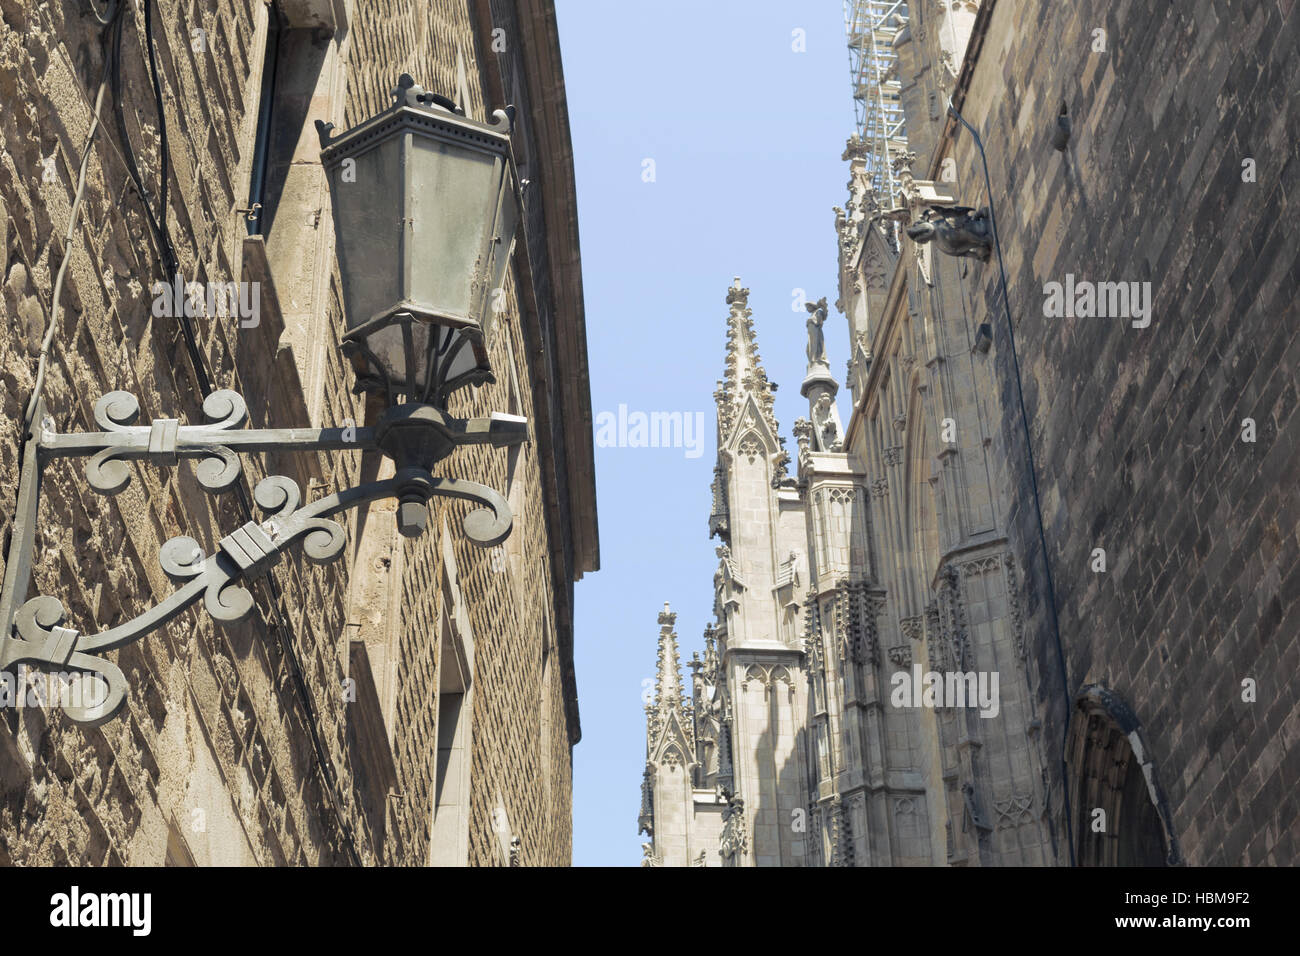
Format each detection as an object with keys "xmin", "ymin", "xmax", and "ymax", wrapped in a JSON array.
[
  {"xmin": 32, "ymin": 391, "xmax": 379, "ymax": 495},
  {"xmin": 454, "ymin": 412, "xmax": 529, "ymax": 448},
  {"xmin": 0, "ymin": 389, "xmax": 521, "ymax": 727},
  {"xmin": 0, "ymin": 467, "xmax": 510, "ymax": 727}
]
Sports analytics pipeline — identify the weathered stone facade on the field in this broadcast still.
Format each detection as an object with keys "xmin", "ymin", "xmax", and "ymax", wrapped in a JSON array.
[
  {"xmin": 641, "ymin": 0, "xmax": 1296, "ymax": 867},
  {"xmin": 953, "ymin": 0, "xmax": 1299, "ymax": 867},
  {"xmin": 0, "ymin": 0, "xmax": 595, "ymax": 866}
]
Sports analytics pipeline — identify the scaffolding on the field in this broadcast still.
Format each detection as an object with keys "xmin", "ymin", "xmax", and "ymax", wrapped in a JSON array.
[{"xmin": 844, "ymin": 0, "xmax": 910, "ymax": 210}]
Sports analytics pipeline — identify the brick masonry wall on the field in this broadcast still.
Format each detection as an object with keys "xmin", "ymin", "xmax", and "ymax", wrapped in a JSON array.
[
  {"xmin": 342, "ymin": 0, "xmax": 575, "ymax": 867},
  {"xmin": 0, "ymin": 0, "xmax": 577, "ymax": 866},
  {"xmin": 957, "ymin": 0, "xmax": 1299, "ymax": 865},
  {"xmin": 0, "ymin": 0, "xmax": 359, "ymax": 866}
]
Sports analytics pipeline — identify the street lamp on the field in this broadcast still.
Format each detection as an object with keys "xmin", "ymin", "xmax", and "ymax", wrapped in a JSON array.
[
  {"xmin": 315, "ymin": 73, "xmax": 520, "ymax": 409},
  {"xmin": 0, "ymin": 76, "xmax": 527, "ymax": 728}
]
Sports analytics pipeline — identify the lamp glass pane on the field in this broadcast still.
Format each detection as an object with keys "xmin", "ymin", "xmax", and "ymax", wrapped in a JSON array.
[
  {"xmin": 435, "ymin": 325, "xmax": 479, "ymax": 384},
  {"xmin": 329, "ymin": 139, "xmax": 404, "ymax": 335},
  {"xmin": 407, "ymin": 138, "xmax": 501, "ymax": 325},
  {"xmin": 362, "ymin": 324, "xmax": 405, "ymax": 386}
]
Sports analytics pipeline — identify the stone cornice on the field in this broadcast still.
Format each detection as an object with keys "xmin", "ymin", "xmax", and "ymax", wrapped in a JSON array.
[{"xmin": 472, "ymin": 0, "xmax": 599, "ymax": 745}]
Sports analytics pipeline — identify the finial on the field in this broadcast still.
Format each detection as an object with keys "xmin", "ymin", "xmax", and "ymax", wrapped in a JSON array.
[
  {"xmin": 725, "ymin": 278, "xmax": 749, "ymax": 307},
  {"xmin": 390, "ymin": 74, "xmax": 464, "ymax": 115}
]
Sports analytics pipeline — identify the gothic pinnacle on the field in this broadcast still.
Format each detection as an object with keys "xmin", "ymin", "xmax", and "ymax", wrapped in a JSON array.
[
  {"xmin": 654, "ymin": 602, "xmax": 684, "ymax": 721},
  {"xmin": 721, "ymin": 276, "xmax": 764, "ymax": 390},
  {"xmin": 717, "ymin": 275, "xmax": 780, "ymax": 441}
]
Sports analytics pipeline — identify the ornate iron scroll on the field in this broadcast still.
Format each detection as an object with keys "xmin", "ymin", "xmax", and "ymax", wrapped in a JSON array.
[{"xmin": 0, "ymin": 391, "xmax": 521, "ymax": 726}]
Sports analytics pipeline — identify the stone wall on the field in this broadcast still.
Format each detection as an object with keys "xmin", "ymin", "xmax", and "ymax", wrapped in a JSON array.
[
  {"xmin": 0, "ymin": 0, "xmax": 587, "ymax": 867},
  {"xmin": 953, "ymin": 0, "xmax": 1299, "ymax": 865}
]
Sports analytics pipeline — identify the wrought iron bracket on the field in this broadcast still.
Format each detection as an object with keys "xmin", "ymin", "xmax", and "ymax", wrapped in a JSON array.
[{"xmin": 0, "ymin": 390, "xmax": 527, "ymax": 726}]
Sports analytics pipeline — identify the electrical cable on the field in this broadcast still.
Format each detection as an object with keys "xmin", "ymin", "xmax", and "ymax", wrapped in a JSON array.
[
  {"xmin": 23, "ymin": 3, "xmax": 124, "ymax": 431},
  {"xmin": 87, "ymin": 0, "xmax": 120, "ymax": 27},
  {"xmin": 136, "ymin": 0, "xmax": 362, "ymax": 865},
  {"xmin": 21, "ymin": 0, "xmax": 361, "ymax": 864},
  {"xmin": 948, "ymin": 99, "xmax": 1077, "ymax": 867},
  {"xmin": 140, "ymin": 0, "xmax": 181, "ymax": 292}
]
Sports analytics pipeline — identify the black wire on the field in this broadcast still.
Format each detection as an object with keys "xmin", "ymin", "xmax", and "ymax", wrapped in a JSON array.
[
  {"xmin": 949, "ymin": 102, "xmax": 1076, "ymax": 867},
  {"xmin": 108, "ymin": 6, "xmax": 170, "ymax": 284},
  {"xmin": 141, "ymin": 0, "xmax": 182, "ymax": 293},
  {"xmin": 125, "ymin": 0, "xmax": 362, "ymax": 865}
]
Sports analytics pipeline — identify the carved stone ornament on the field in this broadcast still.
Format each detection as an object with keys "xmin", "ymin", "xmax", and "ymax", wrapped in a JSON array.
[
  {"xmin": 887, "ymin": 644, "xmax": 912, "ymax": 667},
  {"xmin": 719, "ymin": 794, "xmax": 748, "ymax": 863},
  {"xmin": 905, "ymin": 205, "xmax": 994, "ymax": 262},
  {"xmin": 993, "ymin": 792, "xmax": 1035, "ymax": 830}
]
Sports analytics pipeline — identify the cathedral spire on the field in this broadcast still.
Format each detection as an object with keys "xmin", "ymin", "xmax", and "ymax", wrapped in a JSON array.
[
  {"xmin": 654, "ymin": 602, "xmax": 685, "ymax": 722},
  {"xmin": 714, "ymin": 277, "xmax": 781, "ymax": 446},
  {"xmin": 721, "ymin": 277, "xmax": 767, "ymax": 395}
]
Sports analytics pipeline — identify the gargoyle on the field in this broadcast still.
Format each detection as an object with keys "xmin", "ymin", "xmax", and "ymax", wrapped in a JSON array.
[{"xmin": 906, "ymin": 205, "xmax": 993, "ymax": 262}]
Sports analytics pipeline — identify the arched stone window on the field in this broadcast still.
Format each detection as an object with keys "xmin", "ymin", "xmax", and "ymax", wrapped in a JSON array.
[{"xmin": 1068, "ymin": 686, "xmax": 1181, "ymax": 866}]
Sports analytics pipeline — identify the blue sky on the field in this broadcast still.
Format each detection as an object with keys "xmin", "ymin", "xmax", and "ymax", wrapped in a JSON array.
[{"xmin": 555, "ymin": 0, "xmax": 856, "ymax": 867}]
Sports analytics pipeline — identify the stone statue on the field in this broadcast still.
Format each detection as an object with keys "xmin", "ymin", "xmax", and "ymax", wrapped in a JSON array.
[
  {"xmin": 804, "ymin": 297, "xmax": 829, "ymax": 367},
  {"xmin": 719, "ymin": 793, "xmax": 748, "ymax": 863},
  {"xmin": 905, "ymin": 205, "xmax": 993, "ymax": 261}
]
